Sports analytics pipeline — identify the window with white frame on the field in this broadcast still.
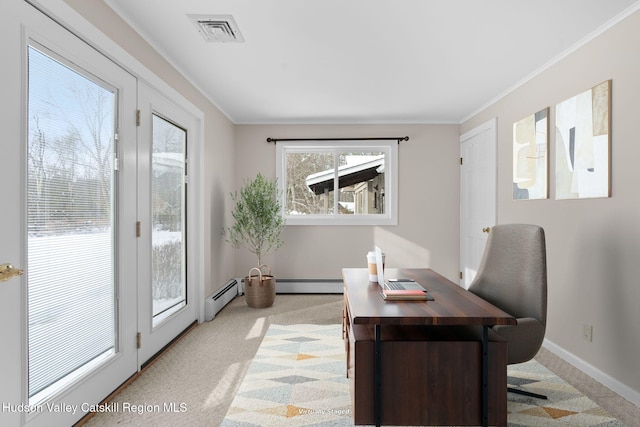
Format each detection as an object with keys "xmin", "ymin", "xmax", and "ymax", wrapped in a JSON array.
[{"xmin": 276, "ymin": 140, "xmax": 398, "ymax": 225}]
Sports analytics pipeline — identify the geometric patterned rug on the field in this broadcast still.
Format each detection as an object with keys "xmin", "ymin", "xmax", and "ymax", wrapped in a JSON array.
[
  {"xmin": 507, "ymin": 361, "xmax": 626, "ymax": 426},
  {"xmin": 221, "ymin": 324, "xmax": 351, "ymax": 426},
  {"xmin": 221, "ymin": 324, "xmax": 626, "ymax": 427}
]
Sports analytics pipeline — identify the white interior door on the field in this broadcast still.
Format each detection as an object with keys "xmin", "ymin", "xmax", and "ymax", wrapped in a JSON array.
[
  {"xmin": 460, "ymin": 118, "xmax": 497, "ymax": 288},
  {"xmin": 1, "ymin": 1, "xmax": 137, "ymax": 426},
  {"xmin": 136, "ymin": 83, "xmax": 199, "ymax": 365}
]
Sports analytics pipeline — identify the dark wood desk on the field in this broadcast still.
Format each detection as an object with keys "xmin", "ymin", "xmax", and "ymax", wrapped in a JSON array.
[{"xmin": 342, "ymin": 268, "xmax": 516, "ymax": 427}]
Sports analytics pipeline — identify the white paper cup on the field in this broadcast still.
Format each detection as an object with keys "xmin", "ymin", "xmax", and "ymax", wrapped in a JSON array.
[{"xmin": 367, "ymin": 251, "xmax": 384, "ymax": 282}]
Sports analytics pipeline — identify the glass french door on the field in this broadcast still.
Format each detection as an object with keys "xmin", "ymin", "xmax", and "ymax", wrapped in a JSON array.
[
  {"xmin": 137, "ymin": 83, "xmax": 198, "ymax": 365},
  {"xmin": 25, "ymin": 25, "xmax": 140, "ymax": 426},
  {"xmin": 1, "ymin": 1, "xmax": 138, "ymax": 426},
  {"xmin": 150, "ymin": 114, "xmax": 188, "ymax": 324},
  {"xmin": 26, "ymin": 42, "xmax": 123, "ymax": 404}
]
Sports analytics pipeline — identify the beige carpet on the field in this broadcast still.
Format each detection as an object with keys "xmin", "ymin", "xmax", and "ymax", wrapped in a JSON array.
[{"xmin": 82, "ymin": 295, "xmax": 640, "ymax": 427}]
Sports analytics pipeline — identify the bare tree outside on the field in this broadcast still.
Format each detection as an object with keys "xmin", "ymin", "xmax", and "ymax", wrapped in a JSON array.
[
  {"xmin": 27, "ymin": 52, "xmax": 115, "ymax": 235},
  {"xmin": 284, "ymin": 152, "xmax": 334, "ymax": 214}
]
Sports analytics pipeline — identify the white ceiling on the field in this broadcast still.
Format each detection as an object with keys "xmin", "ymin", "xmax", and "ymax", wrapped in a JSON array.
[{"xmin": 106, "ymin": 0, "xmax": 638, "ymax": 124}]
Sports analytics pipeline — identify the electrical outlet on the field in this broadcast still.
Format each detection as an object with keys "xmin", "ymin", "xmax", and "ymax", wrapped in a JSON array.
[{"xmin": 582, "ymin": 324, "xmax": 593, "ymax": 342}]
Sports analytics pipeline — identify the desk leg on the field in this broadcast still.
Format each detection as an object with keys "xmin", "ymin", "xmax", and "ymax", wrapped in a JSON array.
[
  {"xmin": 482, "ymin": 325, "xmax": 488, "ymax": 427},
  {"xmin": 375, "ymin": 324, "xmax": 381, "ymax": 427}
]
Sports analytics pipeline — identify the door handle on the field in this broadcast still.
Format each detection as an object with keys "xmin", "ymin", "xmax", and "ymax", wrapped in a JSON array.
[
  {"xmin": 0, "ymin": 263, "xmax": 23, "ymax": 282},
  {"xmin": 482, "ymin": 227, "xmax": 491, "ymax": 233}
]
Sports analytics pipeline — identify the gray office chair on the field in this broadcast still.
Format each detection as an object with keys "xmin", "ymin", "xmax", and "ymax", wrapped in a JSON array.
[{"xmin": 468, "ymin": 224, "xmax": 548, "ymax": 399}]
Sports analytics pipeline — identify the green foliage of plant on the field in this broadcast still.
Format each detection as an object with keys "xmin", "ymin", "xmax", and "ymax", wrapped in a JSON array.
[{"xmin": 226, "ymin": 174, "xmax": 285, "ymax": 266}]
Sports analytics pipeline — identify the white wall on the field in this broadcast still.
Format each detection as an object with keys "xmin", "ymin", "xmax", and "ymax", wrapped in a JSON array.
[
  {"xmin": 233, "ymin": 124, "xmax": 461, "ymax": 282},
  {"xmin": 462, "ymin": 9, "xmax": 640, "ymax": 404}
]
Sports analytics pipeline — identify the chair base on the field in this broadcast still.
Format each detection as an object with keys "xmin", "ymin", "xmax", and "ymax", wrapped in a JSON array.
[{"xmin": 508, "ymin": 386, "xmax": 548, "ymax": 400}]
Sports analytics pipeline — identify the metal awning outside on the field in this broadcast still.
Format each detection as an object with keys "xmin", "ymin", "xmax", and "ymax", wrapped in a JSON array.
[{"xmin": 305, "ymin": 156, "xmax": 384, "ymax": 195}]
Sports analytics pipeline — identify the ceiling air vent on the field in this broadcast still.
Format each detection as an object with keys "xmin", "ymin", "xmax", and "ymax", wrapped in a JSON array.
[{"xmin": 188, "ymin": 14, "xmax": 245, "ymax": 43}]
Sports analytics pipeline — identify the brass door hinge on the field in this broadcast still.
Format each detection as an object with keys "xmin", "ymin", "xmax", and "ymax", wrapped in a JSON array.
[
  {"xmin": 137, "ymin": 332, "xmax": 142, "ymax": 349},
  {"xmin": 136, "ymin": 221, "xmax": 141, "ymax": 238},
  {"xmin": 460, "ymin": 157, "xmax": 463, "ymax": 165},
  {"xmin": 136, "ymin": 110, "xmax": 141, "ymax": 127},
  {"xmin": 459, "ymin": 271, "xmax": 463, "ymax": 280}
]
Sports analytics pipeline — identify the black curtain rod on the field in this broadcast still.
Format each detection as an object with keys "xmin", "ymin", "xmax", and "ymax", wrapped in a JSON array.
[{"xmin": 266, "ymin": 136, "xmax": 409, "ymax": 143}]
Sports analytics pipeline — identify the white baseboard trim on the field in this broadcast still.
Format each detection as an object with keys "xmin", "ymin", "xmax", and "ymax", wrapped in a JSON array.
[
  {"xmin": 543, "ymin": 338, "xmax": 640, "ymax": 407},
  {"xmin": 277, "ymin": 279, "xmax": 344, "ymax": 294},
  {"xmin": 237, "ymin": 278, "xmax": 343, "ymax": 295}
]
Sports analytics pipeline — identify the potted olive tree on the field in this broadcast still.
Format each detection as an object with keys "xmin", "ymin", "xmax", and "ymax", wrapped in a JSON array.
[{"xmin": 226, "ymin": 174, "xmax": 285, "ymax": 308}]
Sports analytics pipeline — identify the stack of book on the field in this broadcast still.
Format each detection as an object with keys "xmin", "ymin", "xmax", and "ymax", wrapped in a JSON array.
[{"xmin": 380, "ymin": 289, "xmax": 433, "ymax": 301}]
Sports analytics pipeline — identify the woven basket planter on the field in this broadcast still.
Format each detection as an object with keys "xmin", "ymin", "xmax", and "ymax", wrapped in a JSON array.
[{"xmin": 244, "ymin": 264, "xmax": 276, "ymax": 308}]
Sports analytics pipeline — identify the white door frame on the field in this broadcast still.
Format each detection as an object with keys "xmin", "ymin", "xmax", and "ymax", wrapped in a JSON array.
[
  {"xmin": 460, "ymin": 118, "xmax": 497, "ymax": 288},
  {"xmin": 0, "ymin": 2, "xmax": 32, "ymax": 425},
  {"xmin": 136, "ymin": 82, "xmax": 202, "ymax": 365}
]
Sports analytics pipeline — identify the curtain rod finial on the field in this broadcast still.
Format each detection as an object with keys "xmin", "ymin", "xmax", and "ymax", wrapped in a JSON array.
[{"xmin": 266, "ymin": 137, "xmax": 275, "ymax": 143}]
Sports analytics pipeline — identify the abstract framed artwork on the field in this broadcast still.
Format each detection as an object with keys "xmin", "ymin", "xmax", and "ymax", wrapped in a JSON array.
[
  {"xmin": 555, "ymin": 80, "xmax": 611, "ymax": 199},
  {"xmin": 513, "ymin": 108, "xmax": 549, "ymax": 200}
]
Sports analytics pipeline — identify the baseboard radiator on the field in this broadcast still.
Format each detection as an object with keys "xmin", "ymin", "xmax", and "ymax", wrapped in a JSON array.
[
  {"xmin": 238, "ymin": 278, "xmax": 343, "ymax": 295},
  {"xmin": 204, "ymin": 279, "xmax": 239, "ymax": 321}
]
